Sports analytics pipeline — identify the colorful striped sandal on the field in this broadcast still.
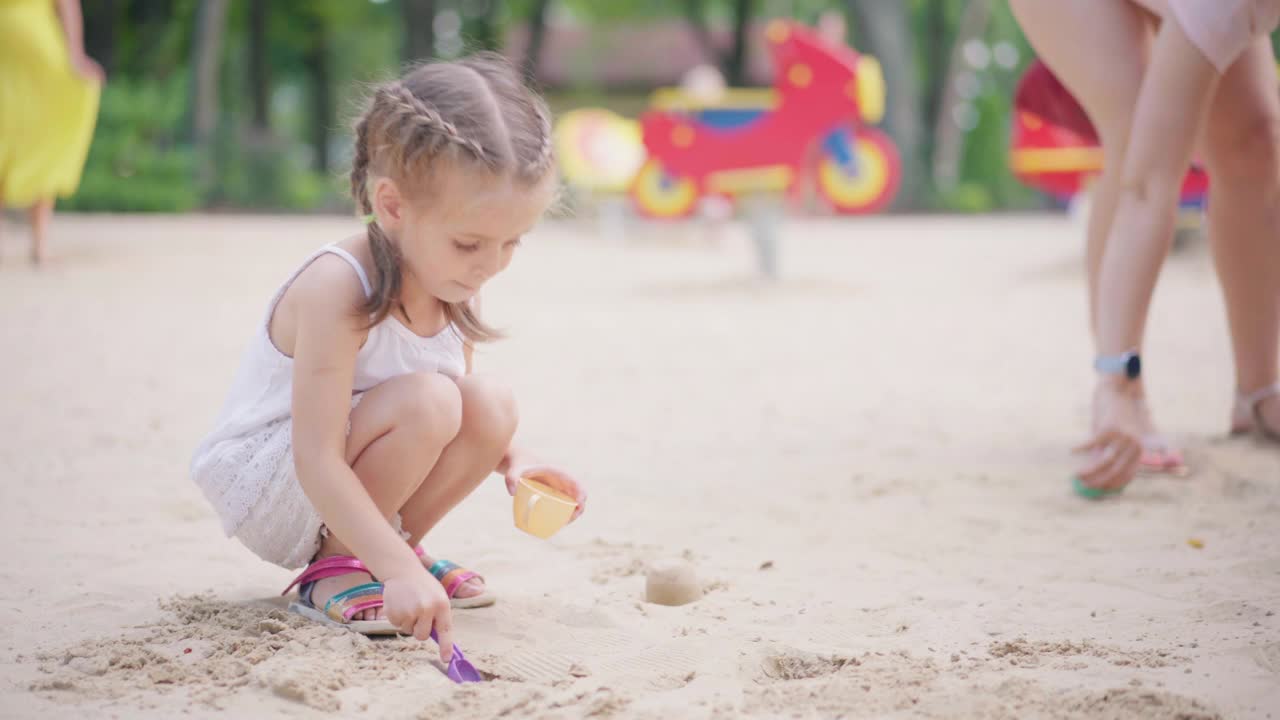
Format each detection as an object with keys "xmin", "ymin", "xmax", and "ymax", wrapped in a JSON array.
[
  {"xmin": 282, "ymin": 555, "xmax": 400, "ymax": 635},
  {"xmin": 414, "ymin": 547, "xmax": 495, "ymax": 609}
]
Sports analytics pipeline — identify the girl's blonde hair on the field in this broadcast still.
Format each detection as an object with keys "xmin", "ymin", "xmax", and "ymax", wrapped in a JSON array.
[{"xmin": 349, "ymin": 53, "xmax": 555, "ymax": 342}]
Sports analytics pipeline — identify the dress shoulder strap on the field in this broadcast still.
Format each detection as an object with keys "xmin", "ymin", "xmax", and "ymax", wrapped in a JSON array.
[{"xmin": 320, "ymin": 245, "xmax": 373, "ymax": 299}]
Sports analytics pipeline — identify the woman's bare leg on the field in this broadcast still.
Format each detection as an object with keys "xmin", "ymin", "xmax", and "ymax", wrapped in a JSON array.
[
  {"xmin": 1010, "ymin": 0, "xmax": 1185, "ymax": 464},
  {"xmin": 29, "ymin": 198, "xmax": 53, "ymax": 266},
  {"xmin": 1200, "ymin": 40, "xmax": 1280, "ymax": 434}
]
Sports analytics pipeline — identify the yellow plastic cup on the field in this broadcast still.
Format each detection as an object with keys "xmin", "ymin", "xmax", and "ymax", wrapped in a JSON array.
[{"xmin": 513, "ymin": 477, "xmax": 577, "ymax": 539}]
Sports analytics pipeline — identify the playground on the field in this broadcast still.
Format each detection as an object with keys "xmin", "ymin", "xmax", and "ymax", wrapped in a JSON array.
[
  {"xmin": 4, "ymin": 3, "xmax": 1279, "ymax": 717},
  {"xmin": 2, "ymin": 213, "xmax": 1277, "ymax": 718}
]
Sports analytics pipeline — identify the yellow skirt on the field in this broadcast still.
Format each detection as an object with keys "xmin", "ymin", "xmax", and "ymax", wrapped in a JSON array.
[{"xmin": 0, "ymin": 0, "xmax": 101, "ymax": 207}]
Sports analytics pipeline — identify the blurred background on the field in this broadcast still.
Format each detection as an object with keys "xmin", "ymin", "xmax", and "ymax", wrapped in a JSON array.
[
  {"xmin": 60, "ymin": 1, "xmax": 1280, "ymax": 217},
  {"xmin": 49, "ymin": 0, "xmax": 1280, "ymax": 219}
]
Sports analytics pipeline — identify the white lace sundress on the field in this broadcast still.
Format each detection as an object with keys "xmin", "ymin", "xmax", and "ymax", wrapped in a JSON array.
[{"xmin": 190, "ymin": 244, "xmax": 467, "ymax": 568}]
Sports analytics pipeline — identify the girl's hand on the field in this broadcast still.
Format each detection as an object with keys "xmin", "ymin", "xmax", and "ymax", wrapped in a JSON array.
[
  {"xmin": 1074, "ymin": 379, "xmax": 1144, "ymax": 491},
  {"xmin": 504, "ymin": 459, "xmax": 588, "ymax": 522},
  {"xmin": 381, "ymin": 569, "xmax": 455, "ymax": 663},
  {"xmin": 70, "ymin": 51, "xmax": 104, "ymax": 83}
]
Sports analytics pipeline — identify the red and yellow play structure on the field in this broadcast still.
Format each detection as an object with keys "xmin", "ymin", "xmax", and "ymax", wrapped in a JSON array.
[
  {"xmin": 554, "ymin": 20, "xmax": 903, "ymax": 220},
  {"xmin": 1009, "ymin": 59, "xmax": 1210, "ymax": 209},
  {"xmin": 633, "ymin": 20, "xmax": 901, "ymax": 218}
]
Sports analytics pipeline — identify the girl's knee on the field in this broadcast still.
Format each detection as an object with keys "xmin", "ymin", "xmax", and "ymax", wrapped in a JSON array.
[
  {"xmin": 457, "ymin": 374, "xmax": 518, "ymax": 444},
  {"xmin": 391, "ymin": 372, "xmax": 463, "ymax": 444}
]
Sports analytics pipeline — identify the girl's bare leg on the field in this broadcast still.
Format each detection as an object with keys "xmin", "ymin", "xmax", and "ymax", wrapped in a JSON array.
[
  {"xmin": 400, "ymin": 374, "xmax": 518, "ymax": 599},
  {"xmin": 311, "ymin": 372, "xmax": 463, "ymax": 621}
]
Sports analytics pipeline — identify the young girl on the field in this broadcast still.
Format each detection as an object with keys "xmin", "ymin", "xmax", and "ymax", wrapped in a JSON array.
[{"xmin": 190, "ymin": 54, "xmax": 586, "ymax": 663}]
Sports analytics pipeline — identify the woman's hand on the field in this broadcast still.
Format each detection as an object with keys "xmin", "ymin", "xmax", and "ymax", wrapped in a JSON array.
[
  {"xmin": 1074, "ymin": 379, "xmax": 1145, "ymax": 491},
  {"xmin": 503, "ymin": 453, "xmax": 587, "ymax": 521},
  {"xmin": 70, "ymin": 50, "xmax": 104, "ymax": 83}
]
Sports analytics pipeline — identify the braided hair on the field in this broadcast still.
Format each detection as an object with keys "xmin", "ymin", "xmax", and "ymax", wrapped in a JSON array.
[{"xmin": 349, "ymin": 53, "xmax": 556, "ymax": 341}]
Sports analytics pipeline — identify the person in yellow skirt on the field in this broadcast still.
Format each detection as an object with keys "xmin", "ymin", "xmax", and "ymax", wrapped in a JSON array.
[{"xmin": 0, "ymin": 0, "xmax": 102, "ymax": 265}]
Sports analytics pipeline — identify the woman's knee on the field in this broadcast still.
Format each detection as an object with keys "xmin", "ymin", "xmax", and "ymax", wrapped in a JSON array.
[
  {"xmin": 456, "ymin": 374, "xmax": 518, "ymax": 446},
  {"xmin": 1206, "ymin": 112, "xmax": 1280, "ymax": 193}
]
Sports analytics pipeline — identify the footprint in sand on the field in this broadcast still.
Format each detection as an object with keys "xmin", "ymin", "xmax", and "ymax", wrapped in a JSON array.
[
  {"xmin": 1250, "ymin": 641, "xmax": 1280, "ymax": 675},
  {"xmin": 575, "ymin": 539, "xmax": 661, "ymax": 585},
  {"xmin": 759, "ymin": 649, "xmax": 860, "ymax": 681},
  {"xmin": 986, "ymin": 637, "xmax": 1186, "ymax": 670}
]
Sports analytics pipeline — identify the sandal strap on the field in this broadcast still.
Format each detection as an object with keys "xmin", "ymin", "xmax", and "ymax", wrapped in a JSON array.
[
  {"xmin": 441, "ymin": 569, "xmax": 480, "ymax": 599},
  {"xmin": 1239, "ymin": 383, "xmax": 1280, "ymax": 410},
  {"xmin": 1242, "ymin": 383, "xmax": 1280, "ymax": 442},
  {"xmin": 324, "ymin": 582, "xmax": 385, "ymax": 623},
  {"xmin": 427, "ymin": 558, "xmax": 455, "ymax": 577},
  {"xmin": 281, "ymin": 555, "xmax": 372, "ymax": 596},
  {"xmin": 427, "ymin": 559, "xmax": 482, "ymax": 599}
]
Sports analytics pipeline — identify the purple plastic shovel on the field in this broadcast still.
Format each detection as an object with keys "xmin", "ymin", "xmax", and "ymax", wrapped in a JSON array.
[{"xmin": 430, "ymin": 629, "xmax": 483, "ymax": 683}]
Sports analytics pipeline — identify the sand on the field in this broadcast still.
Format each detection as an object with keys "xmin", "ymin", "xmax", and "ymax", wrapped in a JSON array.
[{"xmin": 0, "ymin": 212, "xmax": 1277, "ymax": 719}]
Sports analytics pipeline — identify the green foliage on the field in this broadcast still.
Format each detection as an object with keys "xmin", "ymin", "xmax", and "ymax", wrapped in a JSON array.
[
  {"xmin": 954, "ymin": 2, "xmax": 1041, "ymax": 213},
  {"xmin": 62, "ymin": 77, "xmax": 199, "ymax": 212},
  {"xmin": 210, "ymin": 129, "xmax": 337, "ymax": 211},
  {"xmin": 205, "ymin": 0, "xmax": 399, "ymax": 211},
  {"xmin": 70, "ymin": 0, "xmax": 1272, "ymax": 214},
  {"xmin": 557, "ymin": 0, "xmax": 684, "ymax": 23},
  {"xmin": 934, "ymin": 182, "xmax": 993, "ymax": 214},
  {"xmin": 86, "ymin": 0, "xmax": 198, "ymax": 81}
]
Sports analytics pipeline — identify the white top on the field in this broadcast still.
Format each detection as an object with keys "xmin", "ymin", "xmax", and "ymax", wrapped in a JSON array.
[{"xmin": 190, "ymin": 245, "xmax": 467, "ymax": 535}]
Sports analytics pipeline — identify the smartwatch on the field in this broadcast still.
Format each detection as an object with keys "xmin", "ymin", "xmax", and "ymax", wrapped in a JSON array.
[{"xmin": 1094, "ymin": 351, "xmax": 1141, "ymax": 380}]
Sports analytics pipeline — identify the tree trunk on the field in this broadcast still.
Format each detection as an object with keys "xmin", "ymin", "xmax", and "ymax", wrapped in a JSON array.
[
  {"xmin": 931, "ymin": 0, "xmax": 993, "ymax": 192},
  {"xmin": 683, "ymin": 0, "xmax": 756, "ymax": 84},
  {"xmin": 129, "ymin": 0, "xmax": 169, "ymax": 25},
  {"xmin": 248, "ymin": 0, "xmax": 270, "ymax": 133},
  {"xmin": 724, "ymin": 0, "xmax": 755, "ymax": 86},
  {"xmin": 681, "ymin": 0, "xmax": 719, "ymax": 64},
  {"xmin": 190, "ymin": 0, "xmax": 229, "ymax": 191},
  {"xmin": 306, "ymin": 18, "xmax": 333, "ymax": 173},
  {"xmin": 82, "ymin": 0, "xmax": 116, "ymax": 75},
  {"xmin": 844, "ymin": 0, "xmax": 923, "ymax": 210},
  {"xmin": 129, "ymin": 0, "xmax": 176, "ymax": 74},
  {"xmin": 401, "ymin": 0, "xmax": 436, "ymax": 64},
  {"xmin": 921, "ymin": 3, "xmax": 952, "ymax": 143},
  {"xmin": 523, "ymin": 0, "xmax": 551, "ymax": 81}
]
